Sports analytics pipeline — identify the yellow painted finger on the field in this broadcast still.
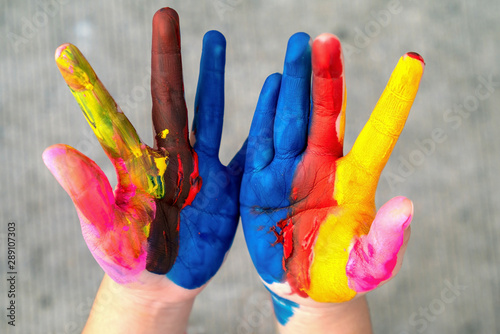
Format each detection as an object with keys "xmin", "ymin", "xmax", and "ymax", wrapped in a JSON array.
[
  {"xmin": 347, "ymin": 53, "xmax": 424, "ymax": 178},
  {"xmin": 55, "ymin": 43, "xmax": 145, "ymax": 162},
  {"xmin": 55, "ymin": 44, "xmax": 168, "ymax": 199}
]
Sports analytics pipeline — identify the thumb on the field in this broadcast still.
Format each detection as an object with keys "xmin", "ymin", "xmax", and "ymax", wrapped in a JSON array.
[
  {"xmin": 43, "ymin": 144, "xmax": 115, "ymax": 235},
  {"xmin": 346, "ymin": 196, "xmax": 413, "ymax": 293}
]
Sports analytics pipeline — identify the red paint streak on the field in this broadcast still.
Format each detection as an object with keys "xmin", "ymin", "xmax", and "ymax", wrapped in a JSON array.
[
  {"xmin": 182, "ymin": 150, "xmax": 202, "ymax": 208},
  {"xmin": 281, "ymin": 155, "xmax": 339, "ymax": 296},
  {"xmin": 271, "ymin": 219, "xmax": 288, "ymax": 247},
  {"xmin": 301, "ymin": 217, "xmax": 320, "ymax": 251},
  {"xmin": 270, "ymin": 226, "xmax": 282, "ymax": 246},
  {"xmin": 282, "ymin": 221, "xmax": 294, "ymax": 259},
  {"xmin": 271, "ymin": 219, "xmax": 294, "ymax": 255},
  {"xmin": 309, "ymin": 35, "xmax": 344, "ymax": 157},
  {"xmin": 172, "ymin": 153, "xmax": 184, "ymax": 205}
]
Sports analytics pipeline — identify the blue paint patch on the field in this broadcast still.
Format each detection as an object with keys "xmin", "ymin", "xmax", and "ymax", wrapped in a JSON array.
[
  {"xmin": 167, "ymin": 154, "xmax": 240, "ymax": 289},
  {"xmin": 266, "ymin": 287, "xmax": 299, "ymax": 326},
  {"xmin": 240, "ymin": 160, "xmax": 300, "ymax": 284}
]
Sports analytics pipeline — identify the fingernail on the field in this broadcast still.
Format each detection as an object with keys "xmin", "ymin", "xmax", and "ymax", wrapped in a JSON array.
[{"xmin": 398, "ymin": 197, "xmax": 413, "ymax": 229}]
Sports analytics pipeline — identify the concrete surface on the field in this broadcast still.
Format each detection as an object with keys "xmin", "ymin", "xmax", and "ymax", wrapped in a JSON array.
[{"xmin": 1, "ymin": 0, "xmax": 499, "ymax": 333}]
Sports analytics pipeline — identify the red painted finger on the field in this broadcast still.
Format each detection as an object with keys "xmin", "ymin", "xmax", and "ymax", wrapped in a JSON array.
[{"xmin": 308, "ymin": 33, "xmax": 345, "ymax": 157}]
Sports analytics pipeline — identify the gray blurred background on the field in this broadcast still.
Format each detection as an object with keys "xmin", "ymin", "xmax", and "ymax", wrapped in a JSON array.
[{"xmin": 1, "ymin": 0, "xmax": 499, "ymax": 333}]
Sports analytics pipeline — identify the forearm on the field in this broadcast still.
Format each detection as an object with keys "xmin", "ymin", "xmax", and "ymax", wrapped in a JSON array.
[
  {"xmin": 83, "ymin": 274, "xmax": 195, "ymax": 334},
  {"xmin": 275, "ymin": 295, "xmax": 372, "ymax": 334}
]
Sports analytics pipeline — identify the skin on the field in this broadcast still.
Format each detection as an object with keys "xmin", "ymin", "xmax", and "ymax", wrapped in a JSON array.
[
  {"xmin": 240, "ymin": 32, "xmax": 424, "ymax": 328},
  {"xmin": 43, "ymin": 6, "xmax": 244, "ymax": 305}
]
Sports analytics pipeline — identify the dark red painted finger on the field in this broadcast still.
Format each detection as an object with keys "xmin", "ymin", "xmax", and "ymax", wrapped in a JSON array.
[{"xmin": 151, "ymin": 8, "xmax": 190, "ymax": 151}]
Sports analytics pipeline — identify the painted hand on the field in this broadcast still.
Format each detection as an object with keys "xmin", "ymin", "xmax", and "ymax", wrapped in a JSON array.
[
  {"xmin": 43, "ymin": 8, "xmax": 244, "ymax": 291},
  {"xmin": 240, "ymin": 32, "xmax": 424, "ymax": 321}
]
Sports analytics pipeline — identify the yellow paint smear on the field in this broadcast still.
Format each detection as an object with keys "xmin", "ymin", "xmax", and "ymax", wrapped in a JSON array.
[{"xmin": 159, "ymin": 129, "xmax": 169, "ymax": 139}]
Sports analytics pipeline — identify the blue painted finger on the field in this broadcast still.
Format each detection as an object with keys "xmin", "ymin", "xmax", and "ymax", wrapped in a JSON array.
[
  {"xmin": 246, "ymin": 73, "xmax": 282, "ymax": 172},
  {"xmin": 273, "ymin": 32, "xmax": 312, "ymax": 159},
  {"xmin": 192, "ymin": 30, "xmax": 226, "ymax": 158}
]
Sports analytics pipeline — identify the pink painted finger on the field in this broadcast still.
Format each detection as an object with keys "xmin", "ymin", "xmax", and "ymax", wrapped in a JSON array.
[
  {"xmin": 346, "ymin": 196, "xmax": 413, "ymax": 292},
  {"xmin": 308, "ymin": 33, "xmax": 345, "ymax": 157},
  {"xmin": 43, "ymin": 144, "xmax": 150, "ymax": 283},
  {"xmin": 42, "ymin": 144, "xmax": 115, "ymax": 234}
]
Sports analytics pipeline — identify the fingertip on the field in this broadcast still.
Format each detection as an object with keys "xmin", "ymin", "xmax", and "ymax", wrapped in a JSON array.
[
  {"xmin": 256, "ymin": 73, "xmax": 282, "ymax": 107},
  {"xmin": 54, "ymin": 43, "xmax": 71, "ymax": 62},
  {"xmin": 315, "ymin": 32, "xmax": 339, "ymax": 42},
  {"xmin": 379, "ymin": 196, "xmax": 413, "ymax": 230},
  {"xmin": 203, "ymin": 30, "xmax": 226, "ymax": 48},
  {"xmin": 405, "ymin": 52, "xmax": 425, "ymax": 67},
  {"xmin": 201, "ymin": 30, "xmax": 226, "ymax": 72},
  {"xmin": 55, "ymin": 43, "xmax": 79, "ymax": 66},
  {"xmin": 263, "ymin": 72, "xmax": 282, "ymax": 91},
  {"xmin": 42, "ymin": 144, "xmax": 79, "ymax": 192},
  {"xmin": 396, "ymin": 196, "xmax": 413, "ymax": 229},
  {"xmin": 153, "ymin": 7, "xmax": 179, "ymax": 25},
  {"xmin": 55, "ymin": 44, "xmax": 95, "ymax": 92},
  {"xmin": 387, "ymin": 53, "xmax": 425, "ymax": 100},
  {"xmin": 42, "ymin": 144, "xmax": 67, "ymax": 172},
  {"xmin": 267, "ymin": 72, "xmax": 283, "ymax": 81},
  {"xmin": 288, "ymin": 32, "xmax": 312, "ymax": 50},
  {"xmin": 43, "ymin": 144, "xmax": 114, "ymax": 205},
  {"xmin": 152, "ymin": 7, "xmax": 181, "ymax": 53},
  {"xmin": 391, "ymin": 195, "xmax": 413, "ymax": 211},
  {"xmin": 284, "ymin": 32, "xmax": 312, "ymax": 77},
  {"xmin": 44, "ymin": 144, "xmax": 89, "ymax": 180},
  {"xmin": 312, "ymin": 33, "xmax": 343, "ymax": 79},
  {"xmin": 43, "ymin": 144, "xmax": 87, "ymax": 177}
]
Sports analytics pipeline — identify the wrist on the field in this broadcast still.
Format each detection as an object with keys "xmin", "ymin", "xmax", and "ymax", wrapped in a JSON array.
[
  {"xmin": 268, "ymin": 288, "xmax": 372, "ymax": 334},
  {"xmin": 83, "ymin": 274, "xmax": 201, "ymax": 334}
]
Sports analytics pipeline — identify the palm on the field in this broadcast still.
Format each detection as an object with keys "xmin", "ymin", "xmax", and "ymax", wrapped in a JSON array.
[
  {"xmin": 43, "ymin": 9, "xmax": 244, "ymax": 290},
  {"xmin": 170, "ymin": 149, "xmax": 242, "ymax": 288},
  {"xmin": 241, "ymin": 33, "xmax": 424, "ymax": 308}
]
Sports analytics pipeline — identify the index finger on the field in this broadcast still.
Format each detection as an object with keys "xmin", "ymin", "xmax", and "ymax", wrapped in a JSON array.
[
  {"xmin": 55, "ymin": 43, "xmax": 145, "ymax": 162},
  {"xmin": 151, "ymin": 8, "xmax": 190, "ymax": 151},
  {"xmin": 347, "ymin": 53, "xmax": 425, "ymax": 177}
]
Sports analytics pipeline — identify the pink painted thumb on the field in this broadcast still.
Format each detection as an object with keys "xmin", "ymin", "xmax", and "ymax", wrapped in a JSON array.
[
  {"xmin": 346, "ymin": 196, "xmax": 413, "ymax": 293},
  {"xmin": 42, "ymin": 144, "xmax": 115, "ymax": 233}
]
